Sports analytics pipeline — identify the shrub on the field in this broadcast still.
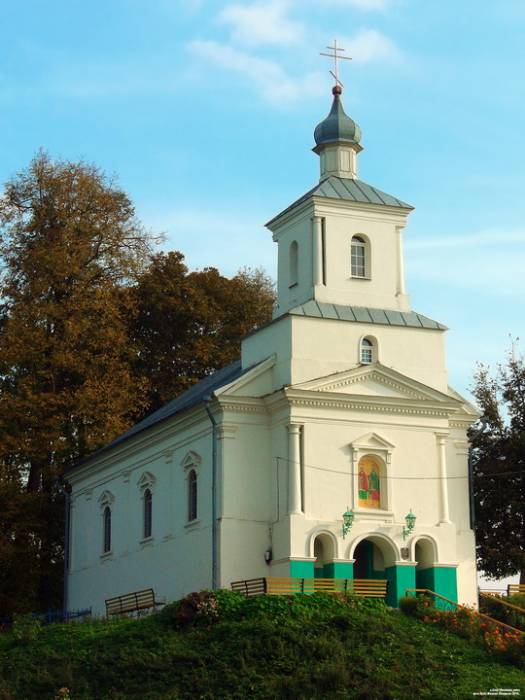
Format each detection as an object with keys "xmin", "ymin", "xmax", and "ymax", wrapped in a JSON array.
[
  {"xmin": 172, "ymin": 591, "xmax": 219, "ymax": 627},
  {"xmin": 480, "ymin": 593, "xmax": 525, "ymax": 632},
  {"xmin": 11, "ymin": 615, "xmax": 42, "ymax": 644},
  {"xmin": 399, "ymin": 596, "xmax": 419, "ymax": 616}
]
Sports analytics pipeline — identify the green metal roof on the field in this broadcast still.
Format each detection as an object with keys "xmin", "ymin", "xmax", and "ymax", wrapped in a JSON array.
[
  {"xmin": 266, "ymin": 176, "xmax": 413, "ymax": 228},
  {"xmin": 289, "ymin": 301, "xmax": 447, "ymax": 330}
]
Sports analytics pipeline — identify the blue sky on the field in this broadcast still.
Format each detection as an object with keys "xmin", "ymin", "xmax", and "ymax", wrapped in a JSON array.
[{"xmin": 1, "ymin": 0, "xmax": 524, "ymax": 397}]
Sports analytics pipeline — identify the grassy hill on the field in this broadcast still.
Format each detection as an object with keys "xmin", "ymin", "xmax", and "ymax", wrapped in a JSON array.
[{"xmin": 0, "ymin": 591, "xmax": 524, "ymax": 700}]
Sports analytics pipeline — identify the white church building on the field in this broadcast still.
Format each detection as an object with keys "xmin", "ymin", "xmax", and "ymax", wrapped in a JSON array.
[{"xmin": 66, "ymin": 83, "xmax": 479, "ymax": 614}]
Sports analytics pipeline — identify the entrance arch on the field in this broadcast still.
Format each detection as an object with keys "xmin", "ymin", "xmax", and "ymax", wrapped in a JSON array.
[
  {"xmin": 313, "ymin": 532, "xmax": 336, "ymax": 578},
  {"xmin": 350, "ymin": 534, "xmax": 398, "ymax": 580},
  {"xmin": 413, "ymin": 536, "xmax": 438, "ymax": 590}
]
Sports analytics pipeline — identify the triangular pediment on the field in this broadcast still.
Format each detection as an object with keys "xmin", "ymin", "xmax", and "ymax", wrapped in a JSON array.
[
  {"xmin": 291, "ymin": 363, "xmax": 460, "ymax": 405},
  {"xmin": 351, "ymin": 432, "xmax": 396, "ymax": 450}
]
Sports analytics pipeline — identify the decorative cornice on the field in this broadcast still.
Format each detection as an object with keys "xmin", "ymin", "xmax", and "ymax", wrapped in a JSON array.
[
  {"xmin": 217, "ymin": 396, "xmax": 267, "ymax": 415},
  {"xmin": 285, "ymin": 392, "xmax": 457, "ymax": 418},
  {"xmin": 217, "ymin": 423, "xmax": 238, "ymax": 440}
]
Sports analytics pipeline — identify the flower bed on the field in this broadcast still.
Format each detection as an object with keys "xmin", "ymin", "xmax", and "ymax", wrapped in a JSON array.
[{"xmin": 399, "ymin": 595, "xmax": 525, "ymax": 668}]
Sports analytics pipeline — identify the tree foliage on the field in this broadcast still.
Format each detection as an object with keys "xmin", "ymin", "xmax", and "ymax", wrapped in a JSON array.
[
  {"xmin": 470, "ymin": 347, "xmax": 525, "ymax": 583},
  {"xmin": 0, "ymin": 152, "xmax": 154, "ymax": 614},
  {"xmin": 131, "ymin": 252, "xmax": 274, "ymax": 414},
  {"xmin": 0, "ymin": 153, "xmax": 275, "ymax": 616}
]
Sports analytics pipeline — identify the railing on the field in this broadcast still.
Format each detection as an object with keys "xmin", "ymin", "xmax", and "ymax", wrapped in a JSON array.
[
  {"xmin": 231, "ymin": 577, "xmax": 388, "ymax": 598},
  {"xmin": 406, "ymin": 588, "xmax": 525, "ymax": 636},
  {"xmin": 479, "ymin": 591, "xmax": 525, "ymax": 617}
]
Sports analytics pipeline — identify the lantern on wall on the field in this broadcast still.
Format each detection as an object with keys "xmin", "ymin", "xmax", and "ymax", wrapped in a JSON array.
[
  {"xmin": 402, "ymin": 509, "xmax": 416, "ymax": 540},
  {"xmin": 342, "ymin": 507, "xmax": 355, "ymax": 539}
]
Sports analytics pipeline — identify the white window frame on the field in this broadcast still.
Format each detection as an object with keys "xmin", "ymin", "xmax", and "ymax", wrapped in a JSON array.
[{"xmin": 351, "ymin": 235, "xmax": 371, "ymax": 279}]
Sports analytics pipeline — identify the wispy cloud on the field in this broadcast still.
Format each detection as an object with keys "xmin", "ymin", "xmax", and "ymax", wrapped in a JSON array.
[
  {"xmin": 188, "ymin": 39, "xmax": 325, "ymax": 103},
  {"xmin": 341, "ymin": 28, "xmax": 402, "ymax": 64},
  {"xmin": 406, "ymin": 229, "xmax": 525, "ymax": 250},
  {"xmin": 143, "ymin": 205, "xmax": 275, "ymax": 276},
  {"xmin": 406, "ymin": 229, "xmax": 525, "ymax": 296},
  {"xmin": 218, "ymin": 1, "xmax": 304, "ymax": 46},
  {"xmin": 344, "ymin": 0, "xmax": 391, "ymax": 10}
]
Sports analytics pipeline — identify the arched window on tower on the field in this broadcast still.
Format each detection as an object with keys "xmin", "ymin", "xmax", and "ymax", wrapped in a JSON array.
[
  {"xmin": 351, "ymin": 236, "xmax": 366, "ymax": 278},
  {"xmin": 289, "ymin": 241, "xmax": 298, "ymax": 287},
  {"xmin": 143, "ymin": 488, "xmax": 153, "ymax": 539},
  {"xmin": 360, "ymin": 337, "xmax": 374, "ymax": 364},
  {"xmin": 188, "ymin": 469, "xmax": 198, "ymax": 522},
  {"xmin": 103, "ymin": 506, "xmax": 112, "ymax": 553}
]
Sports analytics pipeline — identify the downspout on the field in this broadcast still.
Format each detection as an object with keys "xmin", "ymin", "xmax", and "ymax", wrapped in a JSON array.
[
  {"xmin": 204, "ymin": 398, "xmax": 219, "ymax": 590},
  {"xmin": 62, "ymin": 479, "xmax": 72, "ymax": 618}
]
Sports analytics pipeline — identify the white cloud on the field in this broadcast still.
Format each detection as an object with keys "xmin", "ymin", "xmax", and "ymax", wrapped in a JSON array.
[
  {"xmin": 406, "ymin": 229, "xmax": 525, "ymax": 251},
  {"xmin": 188, "ymin": 39, "xmax": 325, "ymax": 103},
  {"xmin": 406, "ymin": 230, "xmax": 525, "ymax": 296},
  {"xmin": 345, "ymin": 0, "xmax": 390, "ymax": 9},
  {"xmin": 306, "ymin": 0, "xmax": 391, "ymax": 9},
  {"xmin": 143, "ymin": 205, "xmax": 275, "ymax": 277},
  {"xmin": 341, "ymin": 28, "xmax": 401, "ymax": 64},
  {"xmin": 218, "ymin": 1, "xmax": 304, "ymax": 46}
]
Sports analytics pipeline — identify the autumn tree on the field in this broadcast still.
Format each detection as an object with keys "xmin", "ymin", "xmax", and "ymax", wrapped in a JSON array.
[
  {"xmin": 0, "ymin": 152, "xmax": 155, "ymax": 613},
  {"xmin": 131, "ymin": 252, "xmax": 275, "ymax": 414},
  {"xmin": 470, "ymin": 347, "xmax": 525, "ymax": 583}
]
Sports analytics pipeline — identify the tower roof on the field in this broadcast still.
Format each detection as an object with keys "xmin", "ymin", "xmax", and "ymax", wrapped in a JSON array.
[
  {"xmin": 266, "ymin": 175, "xmax": 413, "ymax": 228},
  {"xmin": 314, "ymin": 86, "xmax": 362, "ymax": 150}
]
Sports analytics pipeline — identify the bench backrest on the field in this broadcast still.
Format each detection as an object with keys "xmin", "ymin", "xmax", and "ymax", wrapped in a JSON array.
[
  {"xmin": 508, "ymin": 584, "xmax": 525, "ymax": 596},
  {"xmin": 105, "ymin": 588, "xmax": 156, "ymax": 616}
]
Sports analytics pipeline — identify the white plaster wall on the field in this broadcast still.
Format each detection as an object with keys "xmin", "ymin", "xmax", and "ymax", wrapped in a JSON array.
[
  {"xmin": 314, "ymin": 201, "xmax": 409, "ymax": 310},
  {"xmin": 290, "ymin": 316, "xmax": 448, "ymax": 392},
  {"xmin": 68, "ymin": 411, "xmax": 216, "ymax": 616},
  {"xmin": 274, "ymin": 206, "xmax": 314, "ymax": 316},
  {"xmin": 264, "ymin": 401, "xmax": 476, "ymax": 605},
  {"xmin": 269, "ymin": 197, "xmax": 411, "ymax": 316},
  {"xmin": 242, "ymin": 314, "xmax": 448, "ymax": 394}
]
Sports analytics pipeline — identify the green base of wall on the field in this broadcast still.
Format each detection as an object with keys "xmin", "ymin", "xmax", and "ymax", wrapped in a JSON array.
[
  {"xmin": 416, "ymin": 566, "xmax": 458, "ymax": 608},
  {"xmin": 385, "ymin": 565, "xmax": 416, "ymax": 607},
  {"xmin": 289, "ymin": 560, "xmax": 315, "ymax": 578},
  {"xmin": 325, "ymin": 562, "xmax": 354, "ymax": 579}
]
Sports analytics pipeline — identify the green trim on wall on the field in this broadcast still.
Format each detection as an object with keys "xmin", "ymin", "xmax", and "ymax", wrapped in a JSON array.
[
  {"xmin": 326, "ymin": 561, "xmax": 354, "ymax": 579},
  {"xmin": 290, "ymin": 560, "xmax": 315, "ymax": 578},
  {"xmin": 385, "ymin": 565, "xmax": 416, "ymax": 607},
  {"xmin": 433, "ymin": 567, "xmax": 458, "ymax": 607},
  {"xmin": 415, "ymin": 566, "xmax": 457, "ymax": 608}
]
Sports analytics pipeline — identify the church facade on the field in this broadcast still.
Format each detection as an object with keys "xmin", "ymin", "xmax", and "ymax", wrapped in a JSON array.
[{"xmin": 67, "ymin": 85, "xmax": 478, "ymax": 615}]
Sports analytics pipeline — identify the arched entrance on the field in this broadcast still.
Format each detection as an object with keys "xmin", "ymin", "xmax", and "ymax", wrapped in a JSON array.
[
  {"xmin": 351, "ymin": 534, "xmax": 404, "ymax": 606},
  {"xmin": 313, "ymin": 533, "xmax": 335, "ymax": 578},
  {"xmin": 414, "ymin": 538, "xmax": 436, "ymax": 590},
  {"xmin": 353, "ymin": 537, "xmax": 392, "ymax": 580}
]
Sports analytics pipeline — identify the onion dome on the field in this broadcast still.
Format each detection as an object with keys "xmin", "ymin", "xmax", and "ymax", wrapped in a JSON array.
[{"xmin": 314, "ymin": 85, "xmax": 362, "ymax": 149}]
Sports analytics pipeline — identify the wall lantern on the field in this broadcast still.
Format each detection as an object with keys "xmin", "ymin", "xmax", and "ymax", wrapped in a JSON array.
[
  {"xmin": 402, "ymin": 509, "xmax": 416, "ymax": 540},
  {"xmin": 264, "ymin": 549, "xmax": 272, "ymax": 564},
  {"xmin": 342, "ymin": 507, "xmax": 354, "ymax": 539}
]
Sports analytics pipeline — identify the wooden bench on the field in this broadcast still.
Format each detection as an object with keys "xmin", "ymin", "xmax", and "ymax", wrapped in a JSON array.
[
  {"xmin": 105, "ymin": 588, "xmax": 163, "ymax": 617},
  {"xmin": 508, "ymin": 584, "xmax": 525, "ymax": 596},
  {"xmin": 231, "ymin": 577, "xmax": 388, "ymax": 599}
]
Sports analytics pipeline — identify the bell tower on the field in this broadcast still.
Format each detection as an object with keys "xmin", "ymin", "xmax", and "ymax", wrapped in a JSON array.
[{"xmin": 267, "ymin": 84, "xmax": 413, "ymax": 318}]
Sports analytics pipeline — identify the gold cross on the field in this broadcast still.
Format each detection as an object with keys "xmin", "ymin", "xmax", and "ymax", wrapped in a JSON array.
[{"xmin": 320, "ymin": 39, "xmax": 352, "ymax": 88}]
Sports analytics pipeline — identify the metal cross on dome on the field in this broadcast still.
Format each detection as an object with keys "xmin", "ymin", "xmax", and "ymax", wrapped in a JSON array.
[{"xmin": 320, "ymin": 39, "xmax": 352, "ymax": 88}]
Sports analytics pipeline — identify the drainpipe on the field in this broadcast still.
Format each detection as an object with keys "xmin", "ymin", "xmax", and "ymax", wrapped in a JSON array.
[
  {"xmin": 204, "ymin": 398, "xmax": 219, "ymax": 590},
  {"xmin": 62, "ymin": 479, "xmax": 72, "ymax": 618},
  {"xmin": 467, "ymin": 449, "xmax": 476, "ymax": 530}
]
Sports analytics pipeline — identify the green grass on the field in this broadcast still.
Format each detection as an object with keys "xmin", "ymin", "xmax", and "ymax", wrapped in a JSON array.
[{"xmin": 0, "ymin": 592, "xmax": 524, "ymax": 699}]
